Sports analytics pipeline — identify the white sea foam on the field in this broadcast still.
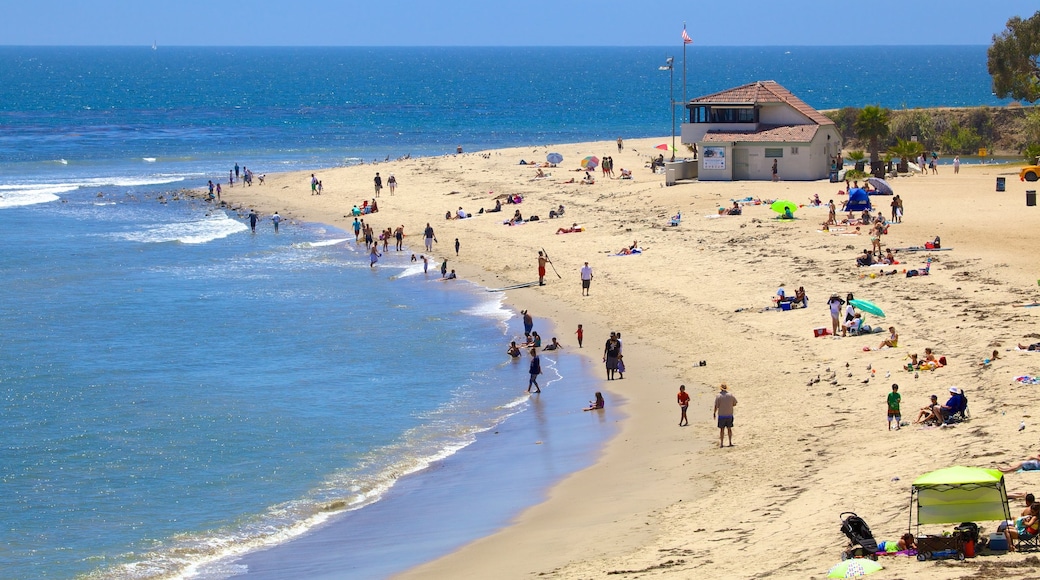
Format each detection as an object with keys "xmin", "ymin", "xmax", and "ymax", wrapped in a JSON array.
[
  {"xmin": 0, "ymin": 175, "xmax": 188, "ymax": 210},
  {"xmin": 462, "ymin": 295, "xmax": 513, "ymax": 322},
  {"xmin": 0, "ymin": 184, "xmax": 78, "ymax": 208},
  {"xmin": 112, "ymin": 212, "xmax": 248, "ymax": 244},
  {"xmin": 394, "ymin": 261, "xmax": 429, "ymax": 278},
  {"xmin": 291, "ymin": 238, "xmax": 350, "ymax": 249}
]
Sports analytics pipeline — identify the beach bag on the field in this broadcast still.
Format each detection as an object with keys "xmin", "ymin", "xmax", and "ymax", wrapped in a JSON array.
[
  {"xmin": 529, "ymin": 215, "xmax": 539, "ymax": 221},
  {"xmin": 906, "ymin": 270, "xmax": 919, "ymax": 278}
]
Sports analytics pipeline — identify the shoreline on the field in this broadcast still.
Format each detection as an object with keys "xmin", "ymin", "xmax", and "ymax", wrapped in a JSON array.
[{"xmin": 214, "ymin": 137, "xmax": 1040, "ymax": 579}]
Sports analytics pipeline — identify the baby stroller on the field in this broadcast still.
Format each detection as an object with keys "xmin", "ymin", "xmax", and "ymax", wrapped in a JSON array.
[{"xmin": 840, "ymin": 512, "xmax": 879, "ymax": 560}]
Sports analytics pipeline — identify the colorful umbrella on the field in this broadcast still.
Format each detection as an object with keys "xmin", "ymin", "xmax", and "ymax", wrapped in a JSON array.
[
  {"xmin": 770, "ymin": 200, "xmax": 798, "ymax": 215},
  {"xmin": 581, "ymin": 156, "xmax": 600, "ymax": 169},
  {"xmin": 849, "ymin": 299, "xmax": 885, "ymax": 317},
  {"xmin": 828, "ymin": 558, "xmax": 882, "ymax": 578},
  {"xmin": 655, "ymin": 143, "xmax": 677, "ymax": 151},
  {"xmin": 866, "ymin": 177, "xmax": 893, "ymax": 195},
  {"xmin": 547, "ymin": 152, "xmax": 563, "ymax": 164}
]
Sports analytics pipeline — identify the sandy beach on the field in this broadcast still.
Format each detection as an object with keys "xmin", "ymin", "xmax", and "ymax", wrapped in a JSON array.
[{"xmin": 218, "ymin": 138, "xmax": 1040, "ymax": 579}]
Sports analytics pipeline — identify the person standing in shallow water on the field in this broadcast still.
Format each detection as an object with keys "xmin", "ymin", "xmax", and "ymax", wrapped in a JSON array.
[
  {"xmin": 247, "ymin": 210, "xmax": 258, "ymax": 233},
  {"xmin": 527, "ymin": 348, "xmax": 542, "ymax": 393}
]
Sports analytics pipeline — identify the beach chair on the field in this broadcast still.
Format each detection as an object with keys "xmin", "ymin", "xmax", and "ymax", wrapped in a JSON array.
[
  {"xmin": 669, "ymin": 212, "xmax": 681, "ymax": 227},
  {"xmin": 1017, "ymin": 530, "xmax": 1040, "ymax": 552}
]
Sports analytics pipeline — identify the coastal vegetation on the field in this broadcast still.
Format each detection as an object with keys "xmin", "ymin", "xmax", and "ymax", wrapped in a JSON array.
[{"xmin": 827, "ymin": 105, "xmax": 1040, "ymax": 160}]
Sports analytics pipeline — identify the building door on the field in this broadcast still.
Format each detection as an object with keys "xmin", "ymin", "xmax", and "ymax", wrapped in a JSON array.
[{"xmin": 733, "ymin": 148, "xmax": 750, "ymax": 180}]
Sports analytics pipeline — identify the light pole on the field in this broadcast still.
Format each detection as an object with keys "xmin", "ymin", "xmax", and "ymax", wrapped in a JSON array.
[{"xmin": 658, "ymin": 57, "xmax": 676, "ymax": 162}]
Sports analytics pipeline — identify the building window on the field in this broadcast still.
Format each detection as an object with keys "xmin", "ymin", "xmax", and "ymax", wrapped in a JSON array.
[
  {"xmin": 790, "ymin": 147, "xmax": 799, "ymax": 155},
  {"xmin": 765, "ymin": 148, "xmax": 784, "ymax": 158},
  {"xmin": 705, "ymin": 107, "xmax": 757, "ymax": 123}
]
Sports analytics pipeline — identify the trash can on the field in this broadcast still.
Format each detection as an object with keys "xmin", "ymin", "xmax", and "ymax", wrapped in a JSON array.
[
  {"xmin": 1028, "ymin": 190, "xmax": 1037, "ymax": 207},
  {"xmin": 996, "ymin": 177, "xmax": 1006, "ymax": 192}
]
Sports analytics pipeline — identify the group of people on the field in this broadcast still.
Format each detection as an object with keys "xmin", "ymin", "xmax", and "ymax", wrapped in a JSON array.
[
  {"xmin": 910, "ymin": 386, "xmax": 967, "ymax": 425},
  {"xmin": 351, "ymin": 200, "xmax": 379, "ymax": 215},
  {"xmin": 231, "ymin": 163, "xmax": 261, "ymax": 187}
]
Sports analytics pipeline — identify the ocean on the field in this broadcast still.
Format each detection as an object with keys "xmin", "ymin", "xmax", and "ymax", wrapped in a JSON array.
[{"xmin": 0, "ymin": 45, "xmax": 1006, "ymax": 579}]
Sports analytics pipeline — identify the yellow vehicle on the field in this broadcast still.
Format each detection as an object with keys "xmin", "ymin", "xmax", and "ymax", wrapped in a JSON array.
[{"xmin": 1022, "ymin": 160, "xmax": 1040, "ymax": 182}]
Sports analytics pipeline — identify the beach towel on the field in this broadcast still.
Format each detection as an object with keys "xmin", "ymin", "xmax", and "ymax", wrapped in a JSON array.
[
  {"xmin": 1015, "ymin": 375, "xmax": 1040, "ymax": 384},
  {"xmin": 612, "ymin": 249, "xmax": 643, "ymax": 256}
]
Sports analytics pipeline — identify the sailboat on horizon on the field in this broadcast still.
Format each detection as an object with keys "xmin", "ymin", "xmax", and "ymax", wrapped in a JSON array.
[{"xmin": 151, "ymin": 40, "xmax": 157, "ymax": 51}]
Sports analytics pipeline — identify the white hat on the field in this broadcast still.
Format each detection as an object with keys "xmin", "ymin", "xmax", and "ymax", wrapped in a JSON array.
[{"xmin": 949, "ymin": 386, "xmax": 962, "ymax": 395}]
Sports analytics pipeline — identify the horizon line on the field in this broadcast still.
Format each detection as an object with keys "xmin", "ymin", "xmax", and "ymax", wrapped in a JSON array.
[{"xmin": 0, "ymin": 43, "xmax": 993, "ymax": 49}]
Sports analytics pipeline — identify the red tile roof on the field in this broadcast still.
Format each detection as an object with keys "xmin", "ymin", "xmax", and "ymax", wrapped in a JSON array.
[
  {"xmin": 689, "ymin": 81, "xmax": 834, "ymax": 126},
  {"xmin": 702, "ymin": 124, "xmax": 820, "ymax": 143}
]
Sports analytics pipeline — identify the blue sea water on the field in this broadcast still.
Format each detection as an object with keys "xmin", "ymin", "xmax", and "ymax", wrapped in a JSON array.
[{"xmin": 0, "ymin": 45, "xmax": 1006, "ymax": 579}]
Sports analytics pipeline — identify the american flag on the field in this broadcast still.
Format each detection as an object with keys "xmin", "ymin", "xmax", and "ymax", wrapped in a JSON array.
[{"xmin": 682, "ymin": 28, "xmax": 693, "ymax": 45}]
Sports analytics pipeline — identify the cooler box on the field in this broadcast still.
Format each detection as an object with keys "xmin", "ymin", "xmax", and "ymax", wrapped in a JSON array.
[
  {"xmin": 780, "ymin": 302, "xmax": 792, "ymax": 311},
  {"xmin": 988, "ymin": 533, "xmax": 1009, "ymax": 551},
  {"xmin": 997, "ymin": 177, "xmax": 1006, "ymax": 192},
  {"xmin": 813, "ymin": 327, "xmax": 830, "ymax": 337}
]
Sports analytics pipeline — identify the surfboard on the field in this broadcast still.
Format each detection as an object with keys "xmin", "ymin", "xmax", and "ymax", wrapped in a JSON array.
[
  {"xmin": 1012, "ymin": 303, "xmax": 1040, "ymax": 308},
  {"xmin": 487, "ymin": 281, "xmax": 539, "ymax": 292}
]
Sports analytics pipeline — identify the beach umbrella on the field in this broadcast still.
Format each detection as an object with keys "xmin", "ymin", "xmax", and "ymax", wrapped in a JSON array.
[
  {"xmin": 849, "ymin": 299, "xmax": 885, "ymax": 318},
  {"xmin": 866, "ymin": 177, "xmax": 893, "ymax": 195},
  {"xmin": 655, "ymin": 143, "xmax": 677, "ymax": 151},
  {"xmin": 828, "ymin": 559, "xmax": 882, "ymax": 578},
  {"xmin": 547, "ymin": 152, "xmax": 563, "ymax": 164},
  {"xmin": 770, "ymin": 200, "xmax": 798, "ymax": 215},
  {"xmin": 581, "ymin": 156, "xmax": 600, "ymax": 169}
]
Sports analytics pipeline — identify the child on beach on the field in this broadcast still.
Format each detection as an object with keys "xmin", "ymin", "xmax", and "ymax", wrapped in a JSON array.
[
  {"xmin": 677, "ymin": 385, "xmax": 690, "ymax": 427},
  {"xmin": 887, "ymin": 384, "xmax": 901, "ymax": 430},
  {"xmin": 616, "ymin": 354, "xmax": 625, "ymax": 379},
  {"xmin": 576, "ymin": 324, "xmax": 583, "ymax": 348},
  {"xmin": 584, "ymin": 392, "xmax": 605, "ymax": 411}
]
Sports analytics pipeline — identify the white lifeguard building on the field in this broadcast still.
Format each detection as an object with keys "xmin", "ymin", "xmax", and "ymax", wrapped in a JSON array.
[{"xmin": 682, "ymin": 81, "xmax": 842, "ymax": 181}]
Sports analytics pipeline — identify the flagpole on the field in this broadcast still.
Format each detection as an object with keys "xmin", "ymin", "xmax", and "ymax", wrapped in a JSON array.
[{"xmin": 682, "ymin": 22, "xmax": 687, "ymax": 107}]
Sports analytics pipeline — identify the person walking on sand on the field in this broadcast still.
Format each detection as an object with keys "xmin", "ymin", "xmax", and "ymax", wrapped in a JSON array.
[
  {"xmin": 373, "ymin": 172, "xmax": 382, "ymax": 197},
  {"xmin": 527, "ymin": 348, "xmax": 542, "ymax": 393},
  {"xmin": 310, "ymin": 174, "xmax": 318, "ymax": 195},
  {"xmin": 677, "ymin": 385, "xmax": 690, "ymax": 427},
  {"xmin": 603, "ymin": 332, "xmax": 621, "ymax": 380},
  {"xmin": 713, "ymin": 383, "xmax": 737, "ymax": 447},
  {"xmin": 580, "ymin": 261, "xmax": 593, "ymax": 296},
  {"xmin": 617, "ymin": 137, "xmax": 623, "ymax": 152},
  {"xmin": 827, "ymin": 294, "xmax": 844, "ymax": 336},
  {"xmin": 538, "ymin": 251, "xmax": 549, "ymax": 286},
  {"xmin": 387, "ymin": 173, "xmax": 397, "ymax": 195},
  {"xmin": 423, "ymin": 223, "xmax": 436, "ymax": 252},
  {"xmin": 772, "ymin": 159, "xmax": 779, "ymax": 182},
  {"xmin": 575, "ymin": 324, "xmax": 583, "ymax": 348},
  {"xmin": 454, "ymin": 238, "xmax": 460, "ymax": 256},
  {"xmin": 888, "ymin": 384, "xmax": 902, "ymax": 430}
]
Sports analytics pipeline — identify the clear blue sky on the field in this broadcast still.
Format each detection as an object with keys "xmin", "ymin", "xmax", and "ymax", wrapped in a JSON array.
[{"xmin": 1, "ymin": 0, "xmax": 1036, "ymax": 46}]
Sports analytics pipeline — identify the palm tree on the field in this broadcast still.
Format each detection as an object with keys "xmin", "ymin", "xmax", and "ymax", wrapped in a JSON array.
[
  {"xmin": 846, "ymin": 150, "xmax": 868, "ymax": 172},
  {"xmin": 854, "ymin": 105, "xmax": 891, "ymax": 177},
  {"xmin": 888, "ymin": 138, "xmax": 924, "ymax": 173}
]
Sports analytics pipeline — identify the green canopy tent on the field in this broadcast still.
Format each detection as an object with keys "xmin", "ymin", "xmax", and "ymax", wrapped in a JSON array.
[{"xmin": 909, "ymin": 466, "xmax": 1011, "ymax": 533}]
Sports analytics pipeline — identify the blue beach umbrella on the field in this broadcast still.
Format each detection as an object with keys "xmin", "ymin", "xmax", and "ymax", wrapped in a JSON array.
[{"xmin": 547, "ymin": 152, "xmax": 563, "ymax": 164}]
